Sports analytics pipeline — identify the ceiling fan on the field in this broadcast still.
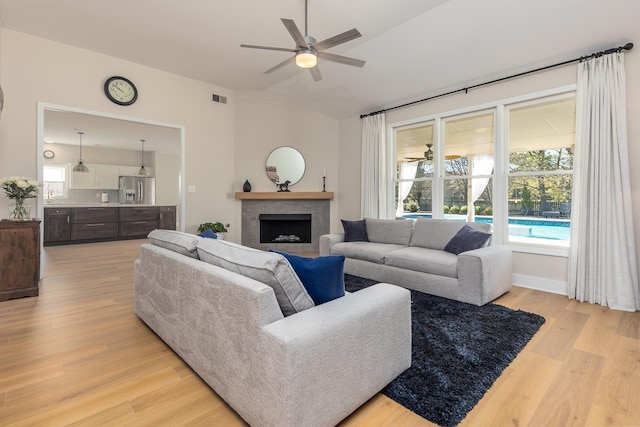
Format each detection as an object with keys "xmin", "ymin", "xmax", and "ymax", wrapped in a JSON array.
[
  {"xmin": 240, "ymin": 0, "xmax": 366, "ymax": 82},
  {"xmin": 404, "ymin": 144, "xmax": 461, "ymax": 161}
]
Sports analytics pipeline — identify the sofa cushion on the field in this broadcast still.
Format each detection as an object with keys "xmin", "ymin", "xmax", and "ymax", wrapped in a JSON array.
[
  {"xmin": 197, "ymin": 239, "xmax": 314, "ymax": 316},
  {"xmin": 444, "ymin": 224, "xmax": 492, "ymax": 255},
  {"xmin": 147, "ymin": 229, "xmax": 202, "ymax": 259},
  {"xmin": 365, "ymin": 218, "xmax": 414, "ymax": 245},
  {"xmin": 385, "ymin": 246, "xmax": 459, "ymax": 278},
  {"xmin": 341, "ymin": 219, "xmax": 369, "ymax": 242},
  {"xmin": 271, "ymin": 250, "xmax": 345, "ymax": 305},
  {"xmin": 330, "ymin": 241, "xmax": 405, "ymax": 264},
  {"xmin": 410, "ymin": 218, "xmax": 492, "ymax": 250}
]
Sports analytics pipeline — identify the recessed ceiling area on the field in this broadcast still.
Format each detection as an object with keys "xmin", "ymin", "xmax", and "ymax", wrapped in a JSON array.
[{"xmin": 0, "ymin": 0, "xmax": 637, "ymax": 119}]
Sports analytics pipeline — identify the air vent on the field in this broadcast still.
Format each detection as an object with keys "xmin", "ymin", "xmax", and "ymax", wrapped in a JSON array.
[{"xmin": 212, "ymin": 94, "xmax": 227, "ymax": 104}]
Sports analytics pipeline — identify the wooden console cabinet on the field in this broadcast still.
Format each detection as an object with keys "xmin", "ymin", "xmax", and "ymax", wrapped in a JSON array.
[{"xmin": 0, "ymin": 220, "xmax": 41, "ymax": 301}]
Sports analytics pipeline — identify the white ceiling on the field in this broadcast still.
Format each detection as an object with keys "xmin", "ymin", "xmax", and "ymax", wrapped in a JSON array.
[{"xmin": 1, "ymin": 0, "xmax": 639, "ymax": 120}]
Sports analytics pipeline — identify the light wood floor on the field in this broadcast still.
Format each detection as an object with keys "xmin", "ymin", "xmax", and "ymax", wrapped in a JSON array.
[{"xmin": 1, "ymin": 240, "xmax": 639, "ymax": 426}]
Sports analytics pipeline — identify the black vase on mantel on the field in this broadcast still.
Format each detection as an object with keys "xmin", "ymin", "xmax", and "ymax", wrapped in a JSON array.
[{"xmin": 243, "ymin": 179, "xmax": 252, "ymax": 192}]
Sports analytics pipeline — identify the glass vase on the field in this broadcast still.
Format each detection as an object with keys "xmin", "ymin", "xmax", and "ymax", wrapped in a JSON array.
[{"xmin": 9, "ymin": 200, "xmax": 31, "ymax": 220}]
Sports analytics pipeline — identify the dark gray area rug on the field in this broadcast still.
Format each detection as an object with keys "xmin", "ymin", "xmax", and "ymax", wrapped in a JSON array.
[{"xmin": 344, "ymin": 274, "xmax": 545, "ymax": 427}]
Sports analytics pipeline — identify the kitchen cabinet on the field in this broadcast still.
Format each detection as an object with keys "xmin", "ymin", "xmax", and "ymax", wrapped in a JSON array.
[
  {"xmin": 0, "ymin": 220, "xmax": 41, "ymax": 301},
  {"xmin": 119, "ymin": 165, "xmax": 154, "ymax": 177},
  {"xmin": 69, "ymin": 164, "xmax": 123, "ymax": 190},
  {"xmin": 44, "ymin": 208, "xmax": 71, "ymax": 243},
  {"xmin": 70, "ymin": 207, "xmax": 119, "ymax": 241},
  {"xmin": 119, "ymin": 207, "xmax": 159, "ymax": 238},
  {"xmin": 44, "ymin": 205, "xmax": 176, "ymax": 245},
  {"xmin": 69, "ymin": 163, "xmax": 97, "ymax": 189},
  {"xmin": 159, "ymin": 206, "xmax": 177, "ymax": 230}
]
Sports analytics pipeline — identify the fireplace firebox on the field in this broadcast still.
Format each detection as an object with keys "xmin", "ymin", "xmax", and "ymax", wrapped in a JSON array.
[{"xmin": 259, "ymin": 214, "xmax": 312, "ymax": 244}]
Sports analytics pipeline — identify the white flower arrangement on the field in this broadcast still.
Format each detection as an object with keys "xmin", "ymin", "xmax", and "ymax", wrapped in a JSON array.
[{"xmin": 1, "ymin": 176, "xmax": 40, "ymax": 200}]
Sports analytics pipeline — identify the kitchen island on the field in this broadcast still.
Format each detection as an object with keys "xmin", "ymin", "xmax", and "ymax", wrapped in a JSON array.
[{"xmin": 44, "ymin": 204, "xmax": 176, "ymax": 246}]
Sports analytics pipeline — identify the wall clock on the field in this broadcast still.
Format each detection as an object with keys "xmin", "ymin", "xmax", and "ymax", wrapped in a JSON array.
[
  {"xmin": 104, "ymin": 76, "xmax": 138, "ymax": 106},
  {"xmin": 43, "ymin": 149, "xmax": 55, "ymax": 159}
]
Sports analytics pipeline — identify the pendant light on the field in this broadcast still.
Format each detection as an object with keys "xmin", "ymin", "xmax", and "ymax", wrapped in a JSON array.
[
  {"xmin": 137, "ymin": 139, "xmax": 149, "ymax": 176},
  {"xmin": 73, "ymin": 131, "xmax": 89, "ymax": 172}
]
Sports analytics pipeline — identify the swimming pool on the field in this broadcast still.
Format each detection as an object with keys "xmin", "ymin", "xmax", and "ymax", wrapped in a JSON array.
[{"xmin": 402, "ymin": 213, "xmax": 571, "ymax": 243}]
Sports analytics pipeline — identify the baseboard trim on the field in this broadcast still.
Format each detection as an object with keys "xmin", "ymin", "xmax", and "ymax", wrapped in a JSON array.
[{"xmin": 512, "ymin": 273, "xmax": 567, "ymax": 295}]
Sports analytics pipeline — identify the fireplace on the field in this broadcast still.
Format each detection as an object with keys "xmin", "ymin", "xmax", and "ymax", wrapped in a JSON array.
[
  {"xmin": 240, "ymin": 198, "xmax": 330, "ymax": 252},
  {"xmin": 260, "ymin": 214, "xmax": 312, "ymax": 244}
]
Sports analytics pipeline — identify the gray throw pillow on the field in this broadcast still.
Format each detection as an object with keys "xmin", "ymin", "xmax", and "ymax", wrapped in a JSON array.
[
  {"xmin": 196, "ymin": 238, "xmax": 314, "ymax": 316},
  {"xmin": 147, "ymin": 229, "xmax": 202, "ymax": 258}
]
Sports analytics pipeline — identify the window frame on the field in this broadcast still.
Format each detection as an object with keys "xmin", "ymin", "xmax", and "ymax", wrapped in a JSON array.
[
  {"xmin": 389, "ymin": 85, "xmax": 576, "ymax": 257},
  {"xmin": 43, "ymin": 163, "xmax": 70, "ymax": 200}
]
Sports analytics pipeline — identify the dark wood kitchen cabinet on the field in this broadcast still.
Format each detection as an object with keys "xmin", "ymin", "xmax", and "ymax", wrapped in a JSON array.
[
  {"xmin": 158, "ymin": 206, "xmax": 177, "ymax": 230},
  {"xmin": 43, "ymin": 207, "xmax": 71, "ymax": 243},
  {"xmin": 71, "ymin": 207, "xmax": 119, "ymax": 241},
  {"xmin": 0, "ymin": 220, "xmax": 41, "ymax": 301},
  {"xmin": 119, "ymin": 207, "xmax": 159, "ymax": 238}
]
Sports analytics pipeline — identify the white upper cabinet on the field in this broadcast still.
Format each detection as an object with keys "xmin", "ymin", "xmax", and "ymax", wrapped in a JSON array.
[{"xmin": 69, "ymin": 164, "xmax": 124, "ymax": 190}]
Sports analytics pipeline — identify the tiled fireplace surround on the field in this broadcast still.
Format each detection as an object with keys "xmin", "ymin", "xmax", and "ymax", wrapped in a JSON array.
[{"xmin": 240, "ymin": 197, "xmax": 330, "ymax": 253}]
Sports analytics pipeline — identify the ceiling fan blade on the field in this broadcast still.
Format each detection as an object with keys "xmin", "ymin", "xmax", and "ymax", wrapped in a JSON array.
[
  {"xmin": 309, "ymin": 66, "xmax": 323, "ymax": 82},
  {"xmin": 241, "ymin": 44, "xmax": 296, "ymax": 53},
  {"xmin": 264, "ymin": 56, "xmax": 296, "ymax": 74},
  {"xmin": 312, "ymin": 28, "xmax": 362, "ymax": 51},
  {"xmin": 281, "ymin": 18, "xmax": 307, "ymax": 47},
  {"xmin": 317, "ymin": 51, "xmax": 366, "ymax": 68}
]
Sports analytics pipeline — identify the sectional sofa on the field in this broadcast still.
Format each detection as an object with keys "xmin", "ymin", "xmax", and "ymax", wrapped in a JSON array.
[
  {"xmin": 320, "ymin": 217, "xmax": 513, "ymax": 305},
  {"xmin": 134, "ymin": 230, "xmax": 412, "ymax": 427}
]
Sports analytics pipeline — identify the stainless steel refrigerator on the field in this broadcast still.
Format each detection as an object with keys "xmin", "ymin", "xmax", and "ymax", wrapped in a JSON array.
[{"xmin": 119, "ymin": 176, "xmax": 156, "ymax": 204}]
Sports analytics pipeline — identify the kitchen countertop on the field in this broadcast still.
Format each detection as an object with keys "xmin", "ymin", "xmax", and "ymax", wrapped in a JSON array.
[{"xmin": 44, "ymin": 203, "xmax": 159, "ymax": 208}]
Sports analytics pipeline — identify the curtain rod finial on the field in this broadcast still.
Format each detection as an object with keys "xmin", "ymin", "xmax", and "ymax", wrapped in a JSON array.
[{"xmin": 623, "ymin": 42, "xmax": 634, "ymax": 51}]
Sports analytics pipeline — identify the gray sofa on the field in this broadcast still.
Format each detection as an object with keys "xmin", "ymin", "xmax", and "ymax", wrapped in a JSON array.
[
  {"xmin": 134, "ymin": 230, "xmax": 411, "ymax": 427},
  {"xmin": 320, "ymin": 217, "xmax": 513, "ymax": 306}
]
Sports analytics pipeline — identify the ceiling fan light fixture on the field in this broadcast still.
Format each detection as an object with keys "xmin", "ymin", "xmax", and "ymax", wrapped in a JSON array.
[{"xmin": 296, "ymin": 50, "xmax": 317, "ymax": 68}]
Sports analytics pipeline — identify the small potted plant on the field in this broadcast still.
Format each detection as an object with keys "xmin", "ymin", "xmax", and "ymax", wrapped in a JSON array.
[{"xmin": 197, "ymin": 221, "xmax": 230, "ymax": 240}]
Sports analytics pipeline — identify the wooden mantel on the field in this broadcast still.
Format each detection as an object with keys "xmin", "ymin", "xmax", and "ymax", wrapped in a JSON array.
[{"xmin": 234, "ymin": 192, "xmax": 334, "ymax": 200}]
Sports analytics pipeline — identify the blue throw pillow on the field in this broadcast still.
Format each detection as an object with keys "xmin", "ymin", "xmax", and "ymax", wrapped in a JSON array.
[
  {"xmin": 341, "ymin": 219, "xmax": 369, "ymax": 242},
  {"xmin": 444, "ymin": 224, "xmax": 492, "ymax": 255},
  {"xmin": 198, "ymin": 229, "xmax": 218, "ymax": 239},
  {"xmin": 270, "ymin": 250, "xmax": 345, "ymax": 305}
]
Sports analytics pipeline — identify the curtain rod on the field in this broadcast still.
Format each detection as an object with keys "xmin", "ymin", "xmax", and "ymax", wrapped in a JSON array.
[{"xmin": 360, "ymin": 42, "xmax": 634, "ymax": 119}]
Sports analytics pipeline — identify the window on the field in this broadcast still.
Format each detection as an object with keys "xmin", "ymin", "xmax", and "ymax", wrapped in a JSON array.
[
  {"xmin": 392, "ymin": 88, "xmax": 576, "ymax": 252},
  {"xmin": 506, "ymin": 95, "xmax": 575, "ymax": 247},
  {"xmin": 395, "ymin": 122, "xmax": 434, "ymax": 217},
  {"xmin": 443, "ymin": 111, "xmax": 495, "ymax": 221},
  {"xmin": 43, "ymin": 164, "xmax": 68, "ymax": 200}
]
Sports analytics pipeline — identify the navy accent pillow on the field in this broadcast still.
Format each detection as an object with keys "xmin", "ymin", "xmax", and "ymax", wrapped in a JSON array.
[
  {"xmin": 198, "ymin": 229, "xmax": 218, "ymax": 239},
  {"xmin": 444, "ymin": 224, "xmax": 492, "ymax": 255},
  {"xmin": 341, "ymin": 219, "xmax": 369, "ymax": 242},
  {"xmin": 270, "ymin": 250, "xmax": 345, "ymax": 305}
]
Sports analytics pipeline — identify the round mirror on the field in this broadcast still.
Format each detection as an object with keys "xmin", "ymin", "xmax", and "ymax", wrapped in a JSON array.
[{"xmin": 265, "ymin": 146, "xmax": 306, "ymax": 187}]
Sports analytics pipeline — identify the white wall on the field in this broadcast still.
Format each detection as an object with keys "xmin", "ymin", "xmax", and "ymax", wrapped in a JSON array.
[
  {"xmin": 0, "ymin": 29, "xmax": 235, "ymax": 236},
  {"xmin": 336, "ymin": 55, "xmax": 640, "ymax": 290},
  {"xmin": 233, "ymin": 90, "xmax": 341, "ymax": 233}
]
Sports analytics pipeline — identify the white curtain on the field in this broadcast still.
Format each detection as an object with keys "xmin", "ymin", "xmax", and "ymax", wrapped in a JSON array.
[
  {"xmin": 568, "ymin": 52, "xmax": 639, "ymax": 312},
  {"xmin": 361, "ymin": 113, "xmax": 391, "ymax": 218},
  {"xmin": 471, "ymin": 154, "xmax": 494, "ymax": 202},
  {"xmin": 395, "ymin": 161, "xmax": 419, "ymax": 218}
]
